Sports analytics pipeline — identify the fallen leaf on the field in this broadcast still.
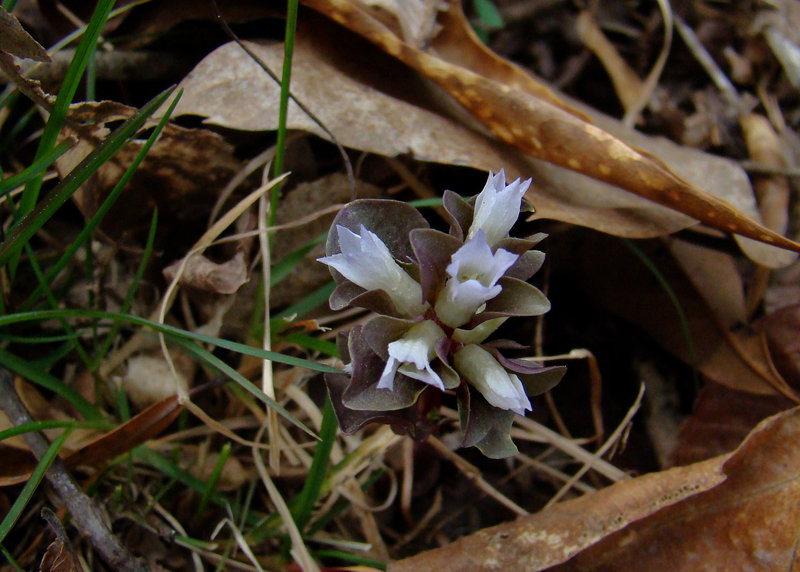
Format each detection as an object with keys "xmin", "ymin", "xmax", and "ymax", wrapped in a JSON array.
[
  {"xmin": 389, "ymin": 437, "xmax": 726, "ymax": 571},
  {"xmin": 390, "ymin": 406, "xmax": 800, "ymax": 571},
  {"xmin": 171, "ymin": 19, "xmax": 760, "ymax": 257},
  {"xmin": 581, "ymin": 234, "xmax": 789, "ymax": 396},
  {"xmin": 0, "ymin": 7, "xmax": 50, "ymax": 61},
  {"xmin": 121, "ymin": 353, "xmax": 192, "ymax": 409},
  {"xmin": 0, "ymin": 383, "xmax": 201, "ymax": 486},
  {"xmin": 163, "ymin": 250, "xmax": 249, "ymax": 295},
  {"xmin": 670, "ymin": 381, "xmax": 793, "ymax": 466},
  {"xmin": 39, "ymin": 538, "xmax": 80, "ymax": 572},
  {"xmin": 552, "ymin": 406, "xmax": 800, "ymax": 571},
  {"xmin": 300, "ymin": 0, "xmax": 800, "ymax": 255},
  {"xmin": 57, "ymin": 101, "xmax": 242, "ymax": 249},
  {"xmin": 762, "ymin": 303, "xmax": 800, "ymax": 388}
]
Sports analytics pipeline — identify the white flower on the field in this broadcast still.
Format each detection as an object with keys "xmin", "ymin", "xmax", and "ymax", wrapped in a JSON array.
[
  {"xmin": 453, "ymin": 344, "xmax": 532, "ymax": 415},
  {"xmin": 434, "ymin": 230, "xmax": 518, "ymax": 327},
  {"xmin": 377, "ymin": 320, "xmax": 447, "ymax": 391},
  {"xmin": 318, "ymin": 224, "xmax": 426, "ymax": 317},
  {"xmin": 467, "ymin": 170, "xmax": 531, "ymax": 247}
]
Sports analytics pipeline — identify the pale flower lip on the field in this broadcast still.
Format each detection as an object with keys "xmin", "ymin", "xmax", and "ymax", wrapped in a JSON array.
[
  {"xmin": 467, "ymin": 169, "xmax": 531, "ymax": 248},
  {"xmin": 434, "ymin": 230, "xmax": 518, "ymax": 327},
  {"xmin": 377, "ymin": 320, "xmax": 447, "ymax": 391},
  {"xmin": 318, "ymin": 224, "xmax": 426, "ymax": 317},
  {"xmin": 453, "ymin": 344, "xmax": 532, "ymax": 415}
]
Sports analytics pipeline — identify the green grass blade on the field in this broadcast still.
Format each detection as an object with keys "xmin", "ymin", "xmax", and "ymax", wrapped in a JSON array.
[
  {"xmin": 0, "ymin": 141, "xmax": 73, "ymax": 199},
  {"xmin": 197, "ymin": 441, "xmax": 232, "ymax": 514},
  {"xmin": 0, "ymin": 544, "xmax": 24, "ymax": 572},
  {"xmin": 93, "ymin": 208, "xmax": 159, "ymax": 364},
  {"xmin": 271, "ymin": 282, "xmax": 335, "ymax": 332},
  {"xmin": 133, "ymin": 446, "xmax": 229, "ymax": 507},
  {"xmin": 173, "ymin": 337, "xmax": 315, "ymax": 437},
  {"xmin": 0, "ymin": 309, "xmax": 340, "ymax": 374},
  {"xmin": 0, "ymin": 86, "xmax": 175, "ymax": 265},
  {"xmin": 0, "ymin": 348, "xmax": 101, "ymax": 421},
  {"xmin": 270, "ymin": 0, "xmax": 299, "ymax": 225},
  {"xmin": 0, "ymin": 428, "xmax": 71, "ymax": 544},
  {"xmin": 0, "ymin": 419, "xmax": 110, "ymax": 443},
  {"xmin": 20, "ymin": 90, "xmax": 181, "ymax": 310},
  {"xmin": 621, "ymin": 239, "xmax": 700, "ymax": 389},
  {"xmin": 16, "ymin": 0, "xmax": 116, "ymax": 219},
  {"xmin": 291, "ymin": 396, "xmax": 337, "ymax": 531},
  {"xmin": 282, "ymin": 333, "xmax": 337, "ymax": 357},
  {"xmin": 312, "ymin": 550, "xmax": 386, "ymax": 570}
]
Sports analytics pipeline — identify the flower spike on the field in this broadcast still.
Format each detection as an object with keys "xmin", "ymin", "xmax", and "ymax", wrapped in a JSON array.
[{"xmin": 467, "ymin": 170, "xmax": 531, "ymax": 248}]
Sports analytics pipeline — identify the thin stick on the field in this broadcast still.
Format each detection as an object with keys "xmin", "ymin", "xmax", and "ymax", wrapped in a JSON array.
[
  {"xmin": 0, "ymin": 370, "xmax": 145, "ymax": 572},
  {"xmin": 545, "ymin": 383, "xmax": 644, "ymax": 507},
  {"xmin": 427, "ymin": 436, "xmax": 528, "ymax": 517}
]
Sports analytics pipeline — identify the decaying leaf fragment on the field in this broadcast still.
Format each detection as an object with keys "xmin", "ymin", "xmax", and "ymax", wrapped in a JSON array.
[
  {"xmin": 56, "ymin": 101, "xmax": 242, "ymax": 246},
  {"xmin": 0, "ymin": 7, "xmax": 50, "ymax": 61},
  {"xmin": 390, "ymin": 406, "xmax": 800, "ymax": 571}
]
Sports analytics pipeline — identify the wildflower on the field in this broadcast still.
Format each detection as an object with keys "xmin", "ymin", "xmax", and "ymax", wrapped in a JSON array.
[
  {"xmin": 434, "ymin": 230, "xmax": 518, "ymax": 327},
  {"xmin": 467, "ymin": 170, "xmax": 530, "ymax": 247},
  {"xmin": 454, "ymin": 344, "xmax": 532, "ymax": 416},
  {"xmin": 377, "ymin": 320, "xmax": 447, "ymax": 391},
  {"xmin": 318, "ymin": 224, "xmax": 426, "ymax": 317}
]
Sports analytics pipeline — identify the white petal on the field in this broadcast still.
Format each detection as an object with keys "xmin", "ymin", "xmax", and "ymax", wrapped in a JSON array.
[
  {"xmin": 378, "ymin": 321, "xmax": 446, "ymax": 392},
  {"xmin": 467, "ymin": 170, "xmax": 531, "ymax": 247},
  {"xmin": 377, "ymin": 357, "xmax": 400, "ymax": 390},
  {"xmin": 435, "ymin": 232, "xmax": 518, "ymax": 327},
  {"xmin": 454, "ymin": 344, "xmax": 532, "ymax": 415},
  {"xmin": 318, "ymin": 225, "xmax": 426, "ymax": 317},
  {"xmin": 447, "ymin": 231, "xmax": 518, "ymax": 286}
]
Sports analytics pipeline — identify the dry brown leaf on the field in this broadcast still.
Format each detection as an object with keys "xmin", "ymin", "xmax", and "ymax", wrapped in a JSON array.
[
  {"xmin": 172, "ymin": 19, "xmax": 765, "ymax": 257},
  {"xmin": 389, "ymin": 442, "xmax": 727, "ymax": 571},
  {"xmin": 0, "ymin": 387, "xmax": 189, "ymax": 486},
  {"xmin": 667, "ymin": 239, "xmax": 746, "ymax": 328},
  {"xmin": 575, "ymin": 10, "xmax": 643, "ymax": 111},
  {"xmin": 392, "ymin": 406, "xmax": 800, "ymax": 571},
  {"xmin": 39, "ymin": 539, "xmax": 81, "ymax": 572},
  {"xmin": 763, "ymin": 303, "xmax": 800, "ymax": 389},
  {"xmin": 57, "ymin": 101, "xmax": 242, "ymax": 246},
  {"xmin": 0, "ymin": 7, "xmax": 50, "ymax": 61},
  {"xmin": 552, "ymin": 406, "xmax": 800, "ymax": 571},
  {"xmin": 121, "ymin": 354, "xmax": 191, "ymax": 408},
  {"xmin": 163, "ymin": 250, "xmax": 249, "ymax": 295},
  {"xmin": 583, "ymin": 235, "xmax": 788, "ymax": 396},
  {"xmin": 670, "ymin": 381, "xmax": 793, "ymax": 466},
  {"xmin": 300, "ymin": 0, "xmax": 800, "ymax": 255},
  {"xmin": 741, "ymin": 113, "xmax": 794, "ymax": 311}
]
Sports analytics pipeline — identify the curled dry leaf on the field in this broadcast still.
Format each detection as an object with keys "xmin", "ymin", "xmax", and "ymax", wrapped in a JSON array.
[
  {"xmin": 299, "ymin": 0, "xmax": 800, "ymax": 257},
  {"xmin": 163, "ymin": 250, "xmax": 249, "ymax": 295},
  {"xmin": 172, "ymin": 3, "xmax": 798, "ymax": 266},
  {"xmin": 56, "ymin": 101, "xmax": 242, "ymax": 246},
  {"xmin": 391, "ymin": 406, "xmax": 800, "ymax": 571},
  {"xmin": 670, "ymin": 381, "xmax": 794, "ymax": 466},
  {"xmin": 0, "ymin": 386, "xmax": 192, "ymax": 486}
]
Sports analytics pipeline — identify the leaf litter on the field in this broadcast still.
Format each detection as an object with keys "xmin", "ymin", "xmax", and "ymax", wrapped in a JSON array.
[{"xmin": 2, "ymin": 1, "xmax": 800, "ymax": 570}]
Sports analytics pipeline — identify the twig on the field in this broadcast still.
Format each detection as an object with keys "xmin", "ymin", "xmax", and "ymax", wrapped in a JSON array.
[{"xmin": 0, "ymin": 369, "xmax": 147, "ymax": 572}]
